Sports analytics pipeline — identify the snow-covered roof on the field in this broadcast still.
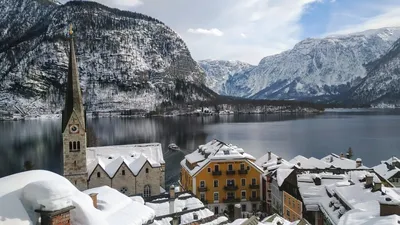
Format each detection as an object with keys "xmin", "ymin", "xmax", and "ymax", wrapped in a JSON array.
[
  {"xmin": 321, "ymin": 153, "xmax": 369, "ymax": 169},
  {"xmin": 276, "ymin": 169, "xmax": 294, "ymax": 187},
  {"xmin": 146, "ymin": 193, "xmax": 228, "ymax": 225},
  {"xmin": 181, "ymin": 140, "xmax": 261, "ymax": 176},
  {"xmin": 289, "ymin": 155, "xmax": 333, "ymax": 169},
  {"xmin": 373, "ymin": 161, "xmax": 400, "ymax": 180},
  {"xmin": 87, "ymin": 143, "xmax": 164, "ymax": 177},
  {"xmin": 0, "ymin": 170, "xmax": 155, "ymax": 225},
  {"xmin": 229, "ymin": 214, "xmax": 308, "ymax": 225}
]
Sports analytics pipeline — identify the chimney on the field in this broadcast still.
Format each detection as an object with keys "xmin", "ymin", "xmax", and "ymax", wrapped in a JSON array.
[
  {"xmin": 89, "ymin": 193, "xmax": 98, "ymax": 208},
  {"xmin": 365, "ymin": 174, "xmax": 373, "ymax": 188},
  {"xmin": 170, "ymin": 185, "xmax": 175, "ymax": 199},
  {"xmin": 356, "ymin": 158, "xmax": 362, "ymax": 168},
  {"xmin": 277, "ymin": 157, "xmax": 282, "ymax": 165},
  {"xmin": 234, "ymin": 204, "xmax": 242, "ymax": 220},
  {"xmin": 379, "ymin": 197, "xmax": 400, "ymax": 216},
  {"xmin": 268, "ymin": 151, "xmax": 272, "ymax": 161},
  {"xmin": 373, "ymin": 181, "xmax": 382, "ymax": 192},
  {"xmin": 35, "ymin": 206, "xmax": 75, "ymax": 225},
  {"xmin": 340, "ymin": 153, "xmax": 344, "ymax": 159}
]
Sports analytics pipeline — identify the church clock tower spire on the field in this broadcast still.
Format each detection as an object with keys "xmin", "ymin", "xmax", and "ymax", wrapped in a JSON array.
[{"xmin": 62, "ymin": 24, "xmax": 88, "ymax": 190}]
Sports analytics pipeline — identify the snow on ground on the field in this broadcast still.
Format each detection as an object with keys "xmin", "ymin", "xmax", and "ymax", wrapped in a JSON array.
[{"xmin": 0, "ymin": 170, "xmax": 155, "ymax": 225}]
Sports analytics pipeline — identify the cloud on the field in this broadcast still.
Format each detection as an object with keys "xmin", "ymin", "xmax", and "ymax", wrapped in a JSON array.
[
  {"xmin": 187, "ymin": 28, "xmax": 224, "ymax": 37},
  {"xmin": 240, "ymin": 33, "xmax": 247, "ymax": 38}
]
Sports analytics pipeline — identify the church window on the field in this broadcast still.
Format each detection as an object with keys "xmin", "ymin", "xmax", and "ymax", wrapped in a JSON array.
[
  {"xmin": 77, "ymin": 141, "xmax": 80, "ymax": 150},
  {"xmin": 144, "ymin": 185, "xmax": 151, "ymax": 197},
  {"xmin": 146, "ymin": 168, "xmax": 149, "ymax": 173},
  {"xmin": 97, "ymin": 172, "xmax": 101, "ymax": 178},
  {"xmin": 74, "ymin": 180, "xmax": 77, "ymax": 185},
  {"xmin": 73, "ymin": 142, "xmax": 77, "ymax": 150},
  {"xmin": 120, "ymin": 187, "xmax": 128, "ymax": 194},
  {"xmin": 122, "ymin": 170, "xmax": 125, "ymax": 175},
  {"xmin": 69, "ymin": 142, "xmax": 72, "ymax": 150},
  {"xmin": 74, "ymin": 161, "xmax": 76, "ymax": 167}
]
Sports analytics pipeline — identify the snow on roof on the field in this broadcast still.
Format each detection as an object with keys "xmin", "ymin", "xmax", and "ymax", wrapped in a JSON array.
[
  {"xmin": 337, "ymin": 209, "xmax": 400, "ymax": 225},
  {"xmin": 373, "ymin": 162, "xmax": 400, "ymax": 180},
  {"xmin": 276, "ymin": 169, "xmax": 294, "ymax": 187},
  {"xmin": 321, "ymin": 153, "xmax": 369, "ymax": 169},
  {"xmin": 289, "ymin": 155, "xmax": 333, "ymax": 169},
  {"xmin": 0, "ymin": 170, "xmax": 156, "ymax": 225},
  {"xmin": 83, "ymin": 186, "xmax": 155, "ymax": 225},
  {"xmin": 259, "ymin": 213, "xmax": 303, "ymax": 225},
  {"xmin": 87, "ymin": 143, "xmax": 164, "ymax": 177},
  {"xmin": 181, "ymin": 140, "xmax": 260, "ymax": 176}
]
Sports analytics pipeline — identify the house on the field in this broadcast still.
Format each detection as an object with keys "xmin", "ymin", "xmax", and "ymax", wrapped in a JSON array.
[
  {"xmin": 228, "ymin": 213, "xmax": 311, "ymax": 225},
  {"xmin": 0, "ymin": 170, "xmax": 156, "ymax": 225},
  {"xmin": 180, "ymin": 140, "xmax": 264, "ymax": 217},
  {"xmin": 61, "ymin": 27, "xmax": 165, "ymax": 196},
  {"xmin": 373, "ymin": 157, "xmax": 400, "ymax": 187}
]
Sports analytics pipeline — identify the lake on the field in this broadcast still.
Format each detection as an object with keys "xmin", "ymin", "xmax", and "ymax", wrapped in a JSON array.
[{"xmin": 1, "ymin": 109, "xmax": 400, "ymax": 186}]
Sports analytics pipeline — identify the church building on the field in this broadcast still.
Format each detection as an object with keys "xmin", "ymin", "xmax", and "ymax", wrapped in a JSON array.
[{"xmin": 61, "ymin": 26, "xmax": 165, "ymax": 196}]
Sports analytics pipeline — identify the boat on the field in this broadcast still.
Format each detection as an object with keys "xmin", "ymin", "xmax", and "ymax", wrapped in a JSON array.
[{"xmin": 168, "ymin": 143, "xmax": 180, "ymax": 151}]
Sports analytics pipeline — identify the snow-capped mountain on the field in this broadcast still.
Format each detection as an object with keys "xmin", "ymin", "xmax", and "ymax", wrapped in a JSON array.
[
  {"xmin": 349, "ymin": 38, "xmax": 400, "ymax": 105},
  {"xmin": 0, "ymin": 0, "xmax": 215, "ymax": 115},
  {"xmin": 223, "ymin": 27, "xmax": 400, "ymax": 101},
  {"xmin": 198, "ymin": 60, "xmax": 254, "ymax": 94}
]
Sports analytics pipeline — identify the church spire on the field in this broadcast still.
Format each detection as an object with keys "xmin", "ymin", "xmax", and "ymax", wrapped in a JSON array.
[{"xmin": 62, "ymin": 24, "xmax": 85, "ymax": 132}]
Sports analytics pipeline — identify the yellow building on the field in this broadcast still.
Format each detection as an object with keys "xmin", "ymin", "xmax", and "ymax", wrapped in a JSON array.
[
  {"xmin": 180, "ymin": 139, "xmax": 264, "ymax": 215},
  {"xmin": 283, "ymin": 191, "xmax": 303, "ymax": 222}
]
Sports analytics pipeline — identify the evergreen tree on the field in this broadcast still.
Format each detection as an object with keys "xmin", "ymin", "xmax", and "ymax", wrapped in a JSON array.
[
  {"xmin": 346, "ymin": 147, "xmax": 353, "ymax": 159},
  {"xmin": 23, "ymin": 161, "xmax": 34, "ymax": 171}
]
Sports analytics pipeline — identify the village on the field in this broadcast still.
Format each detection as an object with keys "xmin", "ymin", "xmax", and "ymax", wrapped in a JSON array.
[{"xmin": 0, "ymin": 27, "xmax": 399, "ymax": 225}]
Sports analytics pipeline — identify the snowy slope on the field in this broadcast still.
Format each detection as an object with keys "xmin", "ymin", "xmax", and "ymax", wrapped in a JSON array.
[
  {"xmin": 0, "ymin": 0, "xmax": 214, "ymax": 115},
  {"xmin": 198, "ymin": 59, "xmax": 254, "ymax": 94},
  {"xmin": 223, "ymin": 27, "xmax": 400, "ymax": 101},
  {"xmin": 349, "ymin": 38, "xmax": 400, "ymax": 105}
]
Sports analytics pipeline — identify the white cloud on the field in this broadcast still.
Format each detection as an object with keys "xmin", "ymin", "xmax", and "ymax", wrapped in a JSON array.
[
  {"xmin": 240, "ymin": 33, "xmax": 247, "ymax": 38},
  {"xmin": 187, "ymin": 28, "xmax": 224, "ymax": 37}
]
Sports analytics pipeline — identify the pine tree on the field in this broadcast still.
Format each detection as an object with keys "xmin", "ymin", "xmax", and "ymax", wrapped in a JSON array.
[
  {"xmin": 346, "ymin": 147, "xmax": 353, "ymax": 159},
  {"xmin": 23, "ymin": 161, "xmax": 34, "ymax": 171}
]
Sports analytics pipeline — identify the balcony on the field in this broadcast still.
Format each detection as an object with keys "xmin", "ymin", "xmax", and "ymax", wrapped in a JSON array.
[
  {"xmin": 223, "ymin": 198, "xmax": 241, "ymax": 203},
  {"xmin": 238, "ymin": 169, "xmax": 248, "ymax": 175},
  {"xmin": 249, "ymin": 197, "xmax": 260, "ymax": 201},
  {"xmin": 198, "ymin": 186, "xmax": 208, "ymax": 192},
  {"xmin": 224, "ymin": 185, "xmax": 238, "ymax": 191},
  {"xmin": 212, "ymin": 170, "xmax": 222, "ymax": 176},
  {"xmin": 226, "ymin": 170, "xmax": 236, "ymax": 175},
  {"xmin": 249, "ymin": 184, "xmax": 260, "ymax": 189}
]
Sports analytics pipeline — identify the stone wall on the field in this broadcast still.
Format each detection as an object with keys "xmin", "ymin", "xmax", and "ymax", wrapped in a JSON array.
[
  {"xmin": 88, "ymin": 166, "xmax": 111, "ymax": 189},
  {"xmin": 112, "ymin": 163, "xmax": 136, "ymax": 196},
  {"xmin": 135, "ymin": 161, "xmax": 161, "ymax": 196}
]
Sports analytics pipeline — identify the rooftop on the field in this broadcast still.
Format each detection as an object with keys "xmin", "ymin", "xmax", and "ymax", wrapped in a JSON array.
[
  {"xmin": 320, "ymin": 153, "xmax": 369, "ymax": 169},
  {"xmin": 87, "ymin": 143, "xmax": 164, "ymax": 177},
  {"xmin": 373, "ymin": 157, "xmax": 400, "ymax": 181}
]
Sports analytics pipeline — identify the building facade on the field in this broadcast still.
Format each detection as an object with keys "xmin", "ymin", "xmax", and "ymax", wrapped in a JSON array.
[
  {"xmin": 180, "ymin": 140, "xmax": 264, "ymax": 216},
  {"xmin": 62, "ymin": 29, "xmax": 164, "ymax": 196}
]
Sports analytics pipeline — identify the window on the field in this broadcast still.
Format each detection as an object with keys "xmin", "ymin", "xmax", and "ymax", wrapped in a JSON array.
[
  {"xmin": 241, "ymin": 191, "xmax": 246, "ymax": 199},
  {"xmin": 74, "ymin": 161, "xmax": 76, "ymax": 167},
  {"xmin": 74, "ymin": 180, "xmax": 77, "ymax": 185},
  {"xmin": 73, "ymin": 141, "xmax": 76, "ymax": 150},
  {"xmin": 214, "ymin": 180, "xmax": 219, "ymax": 187},
  {"xmin": 227, "ymin": 192, "xmax": 235, "ymax": 199},
  {"xmin": 241, "ymin": 178, "xmax": 246, "ymax": 186},
  {"xmin": 69, "ymin": 142, "xmax": 72, "ymax": 150},
  {"xmin": 122, "ymin": 170, "xmax": 125, "ymax": 175},
  {"xmin": 200, "ymin": 193, "xmax": 205, "ymax": 201},
  {"xmin": 287, "ymin": 210, "xmax": 290, "ymax": 217},
  {"xmin": 214, "ymin": 165, "xmax": 219, "ymax": 171},
  {"xmin": 240, "ymin": 163, "xmax": 245, "ymax": 170},
  {"xmin": 146, "ymin": 168, "xmax": 149, "ymax": 173},
  {"xmin": 97, "ymin": 172, "xmax": 101, "ymax": 178},
  {"xmin": 200, "ymin": 181, "xmax": 205, "ymax": 188},
  {"xmin": 120, "ymin": 187, "xmax": 128, "ymax": 194},
  {"xmin": 214, "ymin": 192, "xmax": 219, "ymax": 201},
  {"xmin": 228, "ymin": 164, "xmax": 233, "ymax": 171},
  {"xmin": 252, "ymin": 191, "xmax": 257, "ymax": 198},
  {"xmin": 227, "ymin": 179, "xmax": 235, "ymax": 186},
  {"xmin": 144, "ymin": 185, "xmax": 151, "ymax": 197},
  {"xmin": 252, "ymin": 178, "xmax": 256, "ymax": 185},
  {"xmin": 252, "ymin": 204, "xmax": 257, "ymax": 211},
  {"xmin": 241, "ymin": 204, "xmax": 247, "ymax": 212},
  {"xmin": 208, "ymin": 168, "xmax": 211, "ymax": 172}
]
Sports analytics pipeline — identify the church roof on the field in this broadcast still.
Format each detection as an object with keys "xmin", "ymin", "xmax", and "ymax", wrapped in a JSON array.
[
  {"xmin": 87, "ymin": 143, "xmax": 165, "ymax": 177},
  {"xmin": 62, "ymin": 36, "xmax": 86, "ymax": 132}
]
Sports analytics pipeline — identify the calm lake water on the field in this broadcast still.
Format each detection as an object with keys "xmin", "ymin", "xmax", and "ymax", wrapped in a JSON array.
[{"xmin": 1, "ymin": 109, "xmax": 400, "ymax": 186}]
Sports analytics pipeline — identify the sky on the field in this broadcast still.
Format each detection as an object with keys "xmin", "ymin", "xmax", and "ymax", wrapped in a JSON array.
[{"xmin": 62, "ymin": 0, "xmax": 400, "ymax": 65}]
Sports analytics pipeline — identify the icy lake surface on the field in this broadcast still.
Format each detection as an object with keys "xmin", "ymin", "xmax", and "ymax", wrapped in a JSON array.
[{"xmin": 1, "ymin": 109, "xmax": 400, "ymax": 186}]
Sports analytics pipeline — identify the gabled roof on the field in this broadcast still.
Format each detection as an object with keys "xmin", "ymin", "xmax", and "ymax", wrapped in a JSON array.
[
  {"xmin": 87, "ymin": 143, "xmax": 164, "ymax": 178},
  {"xmin": 321, "ymin": 153, "xmax": 369, "ymax": 169},
  {"xmin": 373, "ymin": 163, "xmax": 400, "ymax": 180}
]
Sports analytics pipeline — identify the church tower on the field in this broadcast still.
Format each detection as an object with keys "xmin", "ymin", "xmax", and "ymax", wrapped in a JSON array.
[{"xmin": 62, "ymin": 25, "xmax": 87, "ymax": 190}]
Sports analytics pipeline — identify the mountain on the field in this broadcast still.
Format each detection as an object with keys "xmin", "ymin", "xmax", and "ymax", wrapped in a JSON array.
[
  {"xmin": 349, "ymin": 38, "xmax": 400, "ymax": 105},
  {"xmin": 0, "ymin": 0, "xmax": 216, "ymax": 115},
  {"xmin": 198, "ymin": 60, "xmax": 254, "ymax": 94},
  {"xmin": 223, "ymin": 27, "xmax": 400, "ymax": 101}
]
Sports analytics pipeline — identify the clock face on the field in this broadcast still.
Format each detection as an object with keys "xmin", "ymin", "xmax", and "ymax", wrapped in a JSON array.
[{"xmin": 69, "ymin": 125, "xmax": 79, "ymax": 134}]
